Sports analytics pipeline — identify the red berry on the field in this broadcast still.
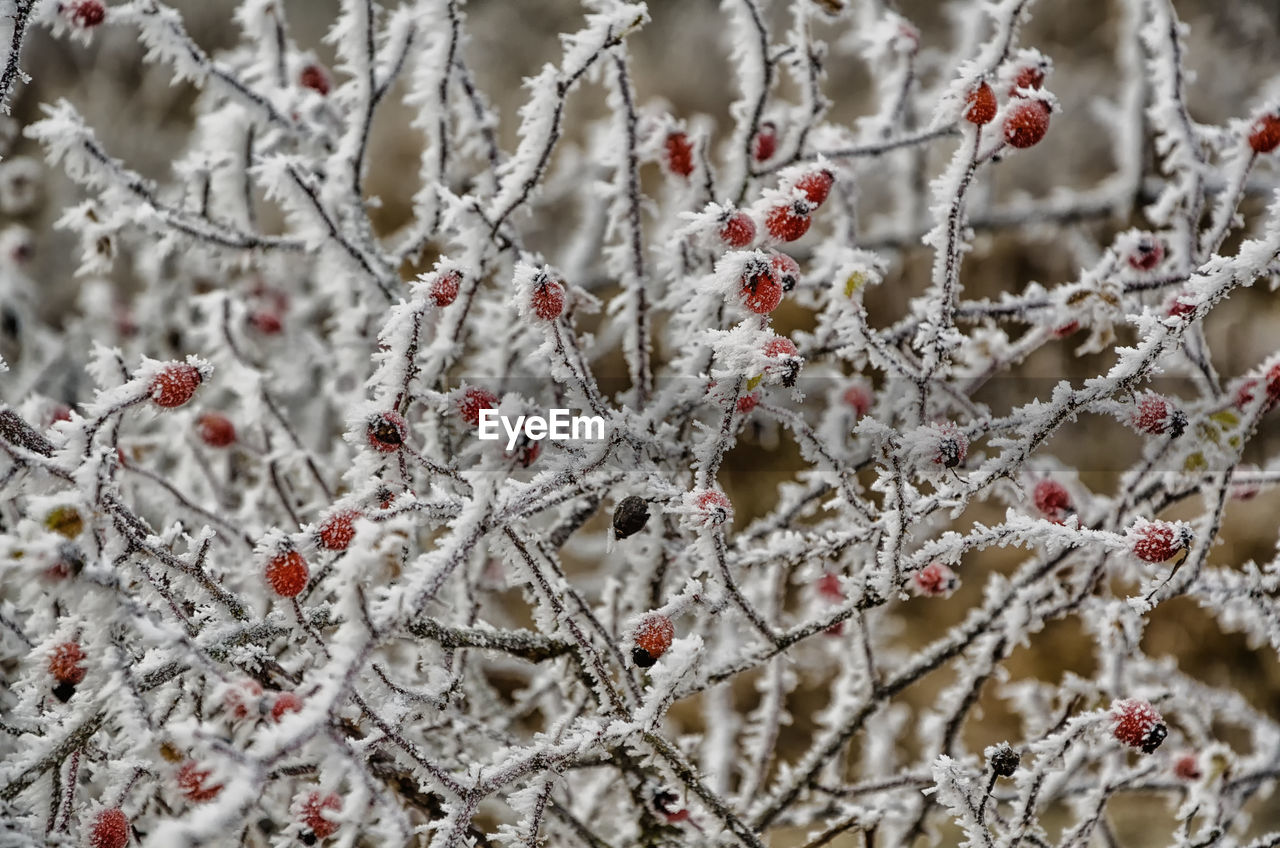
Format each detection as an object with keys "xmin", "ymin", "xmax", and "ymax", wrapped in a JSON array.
[
  {"xmin": 456, "ymin": 387, "xmax": 499, "ymax": 426},
  {"xmin": 764, "ymin": 336, "xmax": 797, "ymax": 359},
  {"xmin": 366, "ymin": 411, "xmax": 408, "ymax": 452},
  {"xmin": 739, "ymin": 259, "xmax": 783, "ymax": 314},
  {"xmin": 765, "ymin": 200, "xmax": 812, "ymax": 242},
  {"xmin": 769, "ymin": 251, "xmax": 800, "ymax": 292},
  {"xmin": 299, "ymin": 791, "xmax": 342, "ymax": 840},
  {"xmin": 1131, "ymin": 394, "xmax": 1186, "ymax": 437},
  {"xmin": 1052, "ymin": 320, "xmax": 1081, "ymax": 338},
  {"xmin": 692, "ymin": 490, "xmax": 732, "ymax": 527},
  {"xmin": 509, "ymin": 437, "xmax": 541, "ymax": 468},
  {"xmin": 265, "ymin": 550, "xmax": 309, "ymax": 598},
  {"xmin": 1248, "ymin": 113, "xmax": 1280, "ymax": 154},
  {"xmin": 842, "ymin": 381, "xmax": 873, "ymax": 418},
  {"xmin": 964, "ymin": 81, "xmax": 997, "ymax": 125},
  {"xmin": 795, "ymin": 169, "xmax": 835, "ymax": 207},
  {"xmin": 1003, "ymin": 99, "xmax": 1050, "ymax": 149},
  {"xmin": 271, "ymin": 691, "xmax": 304, "ymax": 722},
  {"xmin": 1174, "ymin": 753, "xmax": 1202, "ymax": 781},
  {"xmin": 177, "ymin": 761, "xmax": 223, "ymax": 803},
  {"xmin": 224, "ymin": 679, "xmax": 264, "ymax": 722},
  {"xmin": 817, "ymin": 573, "xmax": 846, "ymax": 635},
  {"xmin": 753, "ymin": 122, "xmax": 778, "ymax": 162},
  {"xmin": 913, "ymin": 562, "xmax": 959, "ymax": 597},
  {"xmin": 1128, "ymin": 235, "xmax": 1164, "ymax": 271},
  {"xmin": 317, "ymin": 509, "xmax": 359, "ymax": 551},
  {"xmin": 196, "ymin": 412, "xmax": 236, "ymax": 448},
  {"xmin": 430, "ymin": 271, "xmax": 461, "ymax": 307},
  {"xmin": 71, "ymin": 0, "xmax": 105, "ymax": 27},
  {"xmin": 736, "ymin": 392, "xmax": 759, "ymax": 414},
  {"xmin": 817, "ymin": 572, "xmax": 845, "ymax": 602},
  {"xmin": 49, "ymin": 641, "xmax": 87, "ymax": 686},
  {"xmin": 1110, "ymin": 698, "xmax": 1167, "ymax": 753},
  {"xmin": 1032, "ymin": 479, "xmax": 1073, "ymax": 523},
  {"xmin": 530, "ymin": 278, "xmax": 566, "ymax": 321},
  {"xmin": 50, "ymin": 404, "xmax": 72, "ymax": 424},
  {"xmin": 248, "ymin": 311, "xmax": 283, "ymax": 334},
  {"xmin": 149, "ymin": 363, "xmax": 202, "ymax": 409},
  {"xmin": 632, "ymin": 614, "xmax": 674, "ymax": 667},
  {"xmin": 1130, "ymin": 521, "xmax": 1192, "ymax": 563},
  {"xmin": 1009, "ymin": 64, "xmax": 1045, "ymax": 96},
  {"xmin": 88, "ymin": 807, "xmax": 130, "ymax": 848},
  {"xmin": 664, "ymin": 132, "xmax": 695, "ymax": 178},
  {"xmin": 300, "ymin": 64, "xmax": 331, "ymax": 95},
  {"xmin": 719, "ymin": 211, "xmax": 756, "ymax": 248},
  {"xmin": 1165, "ymin": 292, "xmax": 1196, "ymax": 319}
]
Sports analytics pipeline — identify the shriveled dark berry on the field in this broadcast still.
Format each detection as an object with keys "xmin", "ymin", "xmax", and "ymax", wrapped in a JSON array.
[
  {"xmin": 632, "ymin": 646, "xmax": 656, "ymax": 668},
  {"xmin": 989, "ymin": 744, "xmax": 1020, "ymax": 777},
  {"xmin": 612, "ymin": 496, "xmax": 650, "ymax": 540}
]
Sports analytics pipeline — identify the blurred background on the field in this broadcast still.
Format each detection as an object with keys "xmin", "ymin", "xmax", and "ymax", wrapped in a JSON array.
[{"xmin": 3, "ymin": 1, "xmax": 1279, "ymax": 844}]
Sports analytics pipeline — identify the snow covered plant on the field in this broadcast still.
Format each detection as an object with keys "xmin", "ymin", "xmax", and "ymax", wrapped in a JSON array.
[{"xmin": 5, "ymin": 0, "xmax": 1280, "ymax": 845}]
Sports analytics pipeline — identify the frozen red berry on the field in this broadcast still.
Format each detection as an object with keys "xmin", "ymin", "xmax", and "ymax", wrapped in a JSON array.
[
  {"xmin": 795, "ymin": 169, "xmax": 835, "ymax": 207},
  {"xmin": 1009, "ymin": 64, "xmax": 1045, "ymax": 95},
  {"xmin": 1248, "ymin": 113, "xmax": 1280, "ymax": 154},
  {"xmin": 366, "ymin": 411, "xmax": 408, "ymax": 452},
  {"xmin": 271, "ymin": 691, "xmax": 304, "ymax": 722},
  {"xmin": 1128, "ymin": 235, "xmax": 1165, "ymax": 271},
  {"xmin": 299, "ymin": 64, "xmax": 331, "ymax": 95},
  {"xmin": 964, "ymin": 81, "xmax": 997, "ymax": 125},
  {"xmin": 1174, "ymin": 753, "xmax": 1202, "ymax": 781},
  {"xmin": 149, "ymin": 363, "xmax": 202, "ymax": 408},
  {"xmin": 769, "ymin": 251, "xmax": 800, "ymax": 292},
  {"xmin": 88, "ymin": 807, "xmax": 130, "ymax": 848},
  {"xmin": 1165, "ymin": 292, "xmax": 1196, "ymax": 319},
  {"xmin": 692, "ymin": 490, "xmax": 733, "ymax": 527},
  {"xmin": 1032, "ymin": 479, "xmax": 1073, "ymax": 523},
  {"xmin": 299, "ymin": 791, "xmax": 342, "ymax": 840},
  {"xmin": 530, "ymin": 277, "xmax": 566, "ymax": 321},
  {"xmin": 49, "ymin": 641, "xmax": 87, "ymax": 686},
  {"xmin": 224, "ymin": 679, "xmax": 264, "ymax": 722},
  {"xmin": 816, "ymin": 572, "xmax": 846, "ymax": 635},
  {"xmin": 719, "ymin": 211, "xmax": 756, "ymax": 248},
  {"xmin": 632, "ymin": 613, "xmax": 675, "ymax": 668},
  {"xmin": 913, "ymin": 562, "xmax": 959, "ymax": 597},
  {"xmin": 196, "ymin": 412, "xmax": 236, "ymax": 448},
  {"xmin": 763, "ymin": 337, "xmax": 797, "ymax": 359},
  {"xmin": 736, "ymin": 392, "xmax": 759, "ymax": 414},
  {"xmin": 664, "ymin": 131, "xmax": 695, "ymax": 178},
  {"xmin": 1131, "ymin": 394, "xmax": 1186, "ymax": 437},
  {"xmin": 1052, "ymin": 320, "xmax": 1081, "ymax": 338},
  {"xmin": 1111, "ymin": 698, "xmax": 1167, "ymax": 753},
  {"xmin": 842, "ymin": 381, "xmax": 873, "ymax": 418},
  {"xmin": 1129, "ymin": 520, "xmax": 1192, "ymax": 563},
  {"xmin": 429, "ymin": 270, "xmax": 461, "ymax": 307},
  {"xmin": 265, "ymin": 550, "xmax": 309, "ymax": 598},
  {"xmin": 177, "ymin": 761, "xmax": 223, "ymax": 803},
  {"xmin": 1003, "ymin": 99, "xmax": 1050, "ymax": 149},
  {"xmin": 753, "ymin": 122, "xmax": 778, "ymax": 162},
  {"xmin": 739, "ymin": 258, "xmax": 783, "ymax": 314},
  {"xmin": 248, "ymin": 310, "xmax": 283, "ymax": 334},
  {"xmin": 817, "ymin": 572, "xmax": 844, "ymax": 602},
  {"xmin": 765, "ymin": 199, "xmax": 812, "ymax": 242},
  {"xmin": 456, "ymin": 387, "xmax": 499, "ymax": 426},
  {"xmin": 507, "ymin": 436, "xmax": 541, "ymax": 468},
  {"xmin": 70, "ymin": 0, "xmax": 106, "ymax": 27},
  {"xmin": 317, "ymin": 509, "xmax": 360, "ymax": 551}
]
